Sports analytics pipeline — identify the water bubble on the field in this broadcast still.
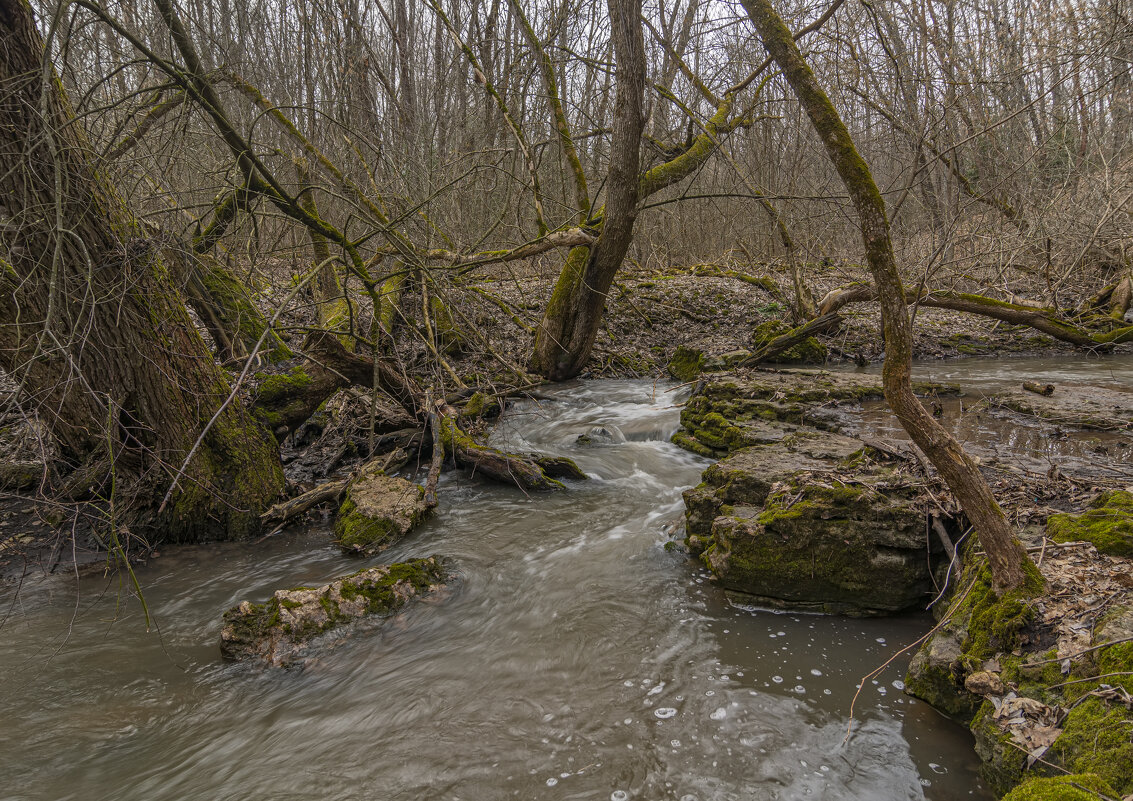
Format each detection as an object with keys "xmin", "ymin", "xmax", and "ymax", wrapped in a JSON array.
[
  {"xmin": 546, "ymin": 778, "xmax": 558, "ymax": 787},
  {"xmin": 710, "ymin": 707, "xmax": 727, "ymax": 721},
  {"xmin": 810, "ymin": 669, "xmax": 823, "ymax": 676},
  {"xmin": 794, "ymin": 685, "xmax": 806, "ymax": 694},
  {"xmin": 623, "ymin": 680, "xmax": 635, "ymax": 687},
  {"xmin": 705, "ymin": 690, "xmax": 715, "ymax": 697},
  {"xmin": 929, "ymin": 763, "xmax": 948, "ymax": 774},
  {"xmin": 772, "ymin": 675, "xmax": 784, "ymax": 683},
  {"xmin": 654, "ymin": 707, "xmax": 677, "ymax": 719},
  {"xmin": 892, "ymin": 679, "xmax": 906, "ymax": 690},
  {"xmin": 876, "ymin": 637, "xmax": 887, "ymax": 644},
  {"xmin": 624, "ymin": 718, "xmax": 633, "ymax": 725},
  {"xmin": 611, "ymin": 791, "xmax": 629, "ymax": 801},
  {"xmin": 823, "ymin": 689, "xmax": 831, "ymax": 695},
  {"xmin": 647, "ymin": 683, "xmax": 665, "ymax": 696},
  {"xmin": 777, "ymin": 631, "xmax": 786, "ymax": 636}
]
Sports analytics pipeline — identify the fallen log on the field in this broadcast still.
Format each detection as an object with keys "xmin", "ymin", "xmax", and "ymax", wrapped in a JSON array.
[
  {"xmin": 438, "ymin": 411, "xmax": 574, "ymax": 491},
  {"xmin": 738, "ymin": 312, "xmax": 842, "ymax": 366},
  {"xmin": 1022, "ymin": 381, "xmax": 1055, "ymax": 397},
  {"xmin": 260, "ymin": 477, "xmax": 350, "ymax": 526},
  {"xmin": 818, "ymin": 284, "xmax": 1118, "ymax": 350}
]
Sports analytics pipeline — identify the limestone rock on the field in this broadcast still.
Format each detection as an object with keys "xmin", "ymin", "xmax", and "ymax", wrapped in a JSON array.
[
  {"xmin": 965, "ymin": 670, "xmax": 1006, "ymax": 696},
  {"xmin": 685, "ymin": 429, "xmax": 945, "ymax": 615},
  {"xmin": 987, "ymin": 384, "xmax": 1133, "ymax": 431},
  {"xmin": 220, "ymin": 556, "xmax": 447, "ymax": 667},
  {"xmin": 334, "ymin": 461, "xmax": 430, "ymax": 555}
]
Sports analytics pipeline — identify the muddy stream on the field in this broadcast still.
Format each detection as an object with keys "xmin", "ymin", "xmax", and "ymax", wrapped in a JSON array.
[{"xmin": 5, "ymin": 356, "xmax": 1129, "ymax": 800}]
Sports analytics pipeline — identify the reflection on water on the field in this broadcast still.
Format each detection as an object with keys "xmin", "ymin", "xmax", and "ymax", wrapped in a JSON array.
[{"xmin": 0, "ymin": 380, "xmax": 987, "ymax": 801}]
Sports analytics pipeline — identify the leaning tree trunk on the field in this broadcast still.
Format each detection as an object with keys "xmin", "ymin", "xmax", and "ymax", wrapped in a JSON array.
[
  {"xmin": 741, "ymin": 0, "xmax": 1032, "ymax": 593},
  {"xmin": 0, "ymin": 0, "xmax": 283, "ymax": 541},
  {"xmin": 529, "ymin": 0, "xmax": 646, "ymax": 380}
]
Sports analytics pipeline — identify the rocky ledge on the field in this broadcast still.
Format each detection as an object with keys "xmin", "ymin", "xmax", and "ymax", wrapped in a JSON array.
[
  {"xmin": 220, "ymin": 556, "xmax": 447, "ymax": 667},
  {"xmin": 675, "ymin": 368, "xmax": 956, "ymax": 615}
]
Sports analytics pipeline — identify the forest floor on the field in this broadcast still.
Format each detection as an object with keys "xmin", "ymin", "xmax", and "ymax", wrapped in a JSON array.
[{"xmin": 1, "ymin": 259, "xmax": 1129, "ymax": 582}]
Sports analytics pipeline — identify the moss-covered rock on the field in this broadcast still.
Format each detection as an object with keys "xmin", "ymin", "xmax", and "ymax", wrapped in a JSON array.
[
  {"xmin": 1049, "ymin": 698, "xmax": 1133, "ymax": 794},
  {"xmin": 334, "ymin": 461, "xmax": 430, "ymax": 555},
  {"xmin": 750, "ymin": 319, "xmax": 827, "ymax": 363},
  {"xmin": 219, "ymin": 556, "xmax": 447, "ymax": 667},
  {"xmin": 1047, "ymin": 490, "xmax": 1133, "ymax": 557},
  {"xmin": 905, "ymin": 556, "xmax": 1045, "ymax": 722},
  {"xmin": 671, "ymin": 369, "xmax": 959, "ymax": 457},
  {"xmin": 683, "ymin": 426, "xmax": 947, "ymax": 615},
  {"xmin": 1001, "ymin": 774, "xmax": 1117, "ymax": 801}
]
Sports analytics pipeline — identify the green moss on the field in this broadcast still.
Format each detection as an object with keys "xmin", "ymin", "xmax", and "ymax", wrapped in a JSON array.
[
  {"xmin": 1050, "ymin": 698, "xmax": 1133, "ymax": 793},
  {"xmin": 1047, "ymin": 491, "xmax": 1133, "ymax": 557},
  {"xmin": 334, "ymin": 497, "xmax": 398, "ymax": 553},
  {"xmin": 1001, "ymin": 774, "xmax": 1116, "ymax": 801},
  {"xmin": 971, "ymin": 700, "xmax": 1028, "ymax": 795},
  {"xmin": 671, "ymin": 430, "xmax": 719, "ymax": 457},
  {"xmin": 1097, "ymin": 641, "xmax": 1133, "ymax": 693},
  {"xmin": 751, "ymin": 320, "xmax": 827, "ymax": 363},
  {"xmin": 461, "ymin": 391, "xmax": 501, "ymax": 420},
  {"xmin": 668, "ymin": 345, "xmax": 704, "ymax": 381}
]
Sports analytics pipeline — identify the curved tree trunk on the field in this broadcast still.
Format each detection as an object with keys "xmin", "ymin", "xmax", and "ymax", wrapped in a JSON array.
[
  {"xmin": 0, "ymin": 0, "xmax": 283, "ymax": 541},
  {"xmin": 529, "ymin": 0, "xmax": 646, "ymax": 380},
  {"xmin": 741, "ymin": 0, "xmax": 1032, "ymax": 593}
]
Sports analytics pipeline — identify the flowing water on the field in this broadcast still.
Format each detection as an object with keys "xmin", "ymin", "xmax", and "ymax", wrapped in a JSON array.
[{"xmin": 4, "ymin": 376, "xmax": 1043, "ymax": 801}]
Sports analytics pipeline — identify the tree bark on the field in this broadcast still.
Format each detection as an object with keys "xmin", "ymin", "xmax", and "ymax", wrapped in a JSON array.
[
  {"xmin": 741, "ymin": 0, "xmax": 1032, "ymax": 593},
  {"xmin": 529, "ymin": 0, "xmax": 646, "ymax": 380},
  {"xmin": 0, "ymin": 0, "xmax": 283, "ymax": 541}
]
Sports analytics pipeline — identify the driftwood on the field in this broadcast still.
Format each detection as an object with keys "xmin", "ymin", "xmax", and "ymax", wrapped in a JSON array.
[
  {"xmin": 260, "ymin": 477, "xmax": 350, "ymax": 526},
  {"xmin": 1022, "ymin": 381, "xmax": 1055, "ymax": 397},
  {"xmin": 439, "ymin": 410, "xmax": 567, "ymax": 491},
  {"xmin": 738, "ymin": 312, "xmax": 842, "ymax": 366}
]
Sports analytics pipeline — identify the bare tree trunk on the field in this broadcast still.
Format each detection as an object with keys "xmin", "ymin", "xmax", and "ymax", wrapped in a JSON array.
[
  {"xmin": 529, "ymin": 0, "xmax": 646, "ymax": 380},
  {"xmin": 741, "ymin": 0, "xmax": 1032, "ymax": 593},
  {"xmin": 0, "ymin": 0, "xmax": 283, "ymax": 541}
]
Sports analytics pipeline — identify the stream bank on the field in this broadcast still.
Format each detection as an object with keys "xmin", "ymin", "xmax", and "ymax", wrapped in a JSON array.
[{"xmin": 669, "ymin": 355, "xmax": 1133, "ymax": 798}]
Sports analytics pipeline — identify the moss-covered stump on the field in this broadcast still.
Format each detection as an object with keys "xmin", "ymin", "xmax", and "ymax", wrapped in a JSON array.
[
  {"xmin": 334, "ymin": 461, "xmax": 430, "ymax": 556},
  {"xmin": 750, "ymin": 319, "xmax": 827, "ymax": 364},
  {"xmin": 219, "ymin": 556, "xmax": 447, "ymax": 667},
  {"xmin": 672, "ymin": 369, "xmax": 959, "ymax": 457},
  {"xmin": 987, "ymin": 384, "xmax": 1133, "ymax": 431},
  {"xmin": 1046, "ymin": 490, "xmax": 1133, "ymax": 557},
  {"xmin": 1000, "ymin": 774, "xmax": 1117, "ymax": 801},
  {"xmin": 684, "ymin": 431, "xmax": 946, "ymax": 615}
]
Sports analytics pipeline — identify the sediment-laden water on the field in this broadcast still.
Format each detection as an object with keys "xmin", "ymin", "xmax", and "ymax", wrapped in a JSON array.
[{"xmin": 2, "ymin": 378, "xmax": 1004, "ymax": 800}]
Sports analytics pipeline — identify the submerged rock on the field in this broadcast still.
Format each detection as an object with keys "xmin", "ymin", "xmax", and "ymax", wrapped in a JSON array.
[
  {"xmin": 684, "ymin": 429, "xmax": 946, "ymax": 615},
  {"xmin": 220, "ymin": 556, "xmax": 447, "ymax": 667},
  {"xmin": 335, "ymin": 461, "xmax": 430, "ymax": 555},
  {"xmin": 987, "ymin": 384, "xmax": 1133, "ymax": 430}
]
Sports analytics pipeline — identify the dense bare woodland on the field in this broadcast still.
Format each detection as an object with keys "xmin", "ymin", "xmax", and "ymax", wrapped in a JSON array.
[{"xmin": 3, "ymin": 0, "xmax": 1133, "ymax": 797}]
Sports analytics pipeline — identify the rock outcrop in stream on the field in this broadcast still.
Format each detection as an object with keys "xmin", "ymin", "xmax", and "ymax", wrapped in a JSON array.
[
  {"xmin": 334, "ymin": 461, "xmax": 431, "ymax": 555},
  {"xmin": 675, "ymin": 368, "xmax": 955, "ymax": 615},
  {"xmin": 220, "ymin": 556, "xmax": 447, "ymax": 667}
]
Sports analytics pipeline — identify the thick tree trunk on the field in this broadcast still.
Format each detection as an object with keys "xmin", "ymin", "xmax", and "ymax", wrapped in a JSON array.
[
  {"xmin": 529, "ymin": 0, "xmax": 646, "ymax": 380},
  {"xmin": 742, "ymin": 0, "xmax": 1032, "ymax": 593},
  {"xmin": 0, "ymin": 0, "xmax": 283, "ymax": 541}
]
